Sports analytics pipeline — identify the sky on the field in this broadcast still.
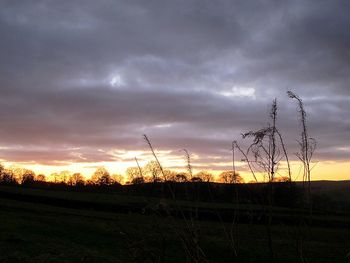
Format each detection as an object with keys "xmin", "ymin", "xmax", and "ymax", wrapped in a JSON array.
[{"xmin": 0, "ymin": 0, "xmax": 349, "ymax": 181}]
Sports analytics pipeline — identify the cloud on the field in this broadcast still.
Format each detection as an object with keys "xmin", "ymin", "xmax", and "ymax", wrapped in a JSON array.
[{"xmin": 0, "ymin": 0, "xmax": 349, "ymax": 170}]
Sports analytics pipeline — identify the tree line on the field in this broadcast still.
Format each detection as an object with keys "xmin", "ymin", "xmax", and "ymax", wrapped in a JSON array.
[{"xmin": 0, "ymin": 161, "xmax": 251, "ymax": 187}]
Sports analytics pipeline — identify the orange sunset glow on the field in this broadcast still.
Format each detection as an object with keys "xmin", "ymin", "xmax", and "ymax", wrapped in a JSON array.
[{"xmin": 2, "ymin": 155, "xmax": 350, "ymax": 183}]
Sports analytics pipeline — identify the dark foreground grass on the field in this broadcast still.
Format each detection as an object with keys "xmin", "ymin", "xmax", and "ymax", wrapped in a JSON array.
[{"xmin": 0, "ymin": 188, "xmax": 349, "ymax": 262}]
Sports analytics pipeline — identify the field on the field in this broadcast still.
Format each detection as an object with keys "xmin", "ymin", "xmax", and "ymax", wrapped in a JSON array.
[{"xmin": 0, "ymin": 183, "xmax": 349, "ymax": 263}]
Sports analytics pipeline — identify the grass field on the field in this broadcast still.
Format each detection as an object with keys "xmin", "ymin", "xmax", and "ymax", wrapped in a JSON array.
[{"xmin": 0, "ymin": 185, "xmax": 349, "ymax": 263}]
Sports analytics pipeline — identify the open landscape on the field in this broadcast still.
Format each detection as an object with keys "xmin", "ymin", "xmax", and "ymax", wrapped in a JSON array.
[
  {"xmin": 0, "ymin": 181, "xmax": 350, "ymax": 262},
  {"xmin": 1, "ymin": 1, "xmax": 350, "ymax": 262},
  {"xmin": 0, "ymin": 181, "xmax": 349, "ymax": 263}
]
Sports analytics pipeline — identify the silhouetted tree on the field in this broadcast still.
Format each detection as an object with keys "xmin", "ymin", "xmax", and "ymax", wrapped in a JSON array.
[
  {"xmin": 36, "ymin": 174, "xmax": 46, "ymax": 182},
  {"xmin": 111, "ymin": 173, "xmax": 124, "ymax": 185},
  {"xmin": 131, "ymin": 176, "xmax": 145, "ymax": 184},
  {"xmin": 9, "ymin": 167, "xmax": 35, "ymax": 184},
  {"xmin": 0, "ymin": 168, "xmax": 16, "ymax": 185},
  {"xmin": 21, "ymin": 169, "xmax": 35, "ymax": 185},
  {"xmin": 50, "ymin": 172, "xmax": 59, "ymax": 183},
  {"xmin": 126, "ymin": 167, "xmax": 144, "ymax": 184},
  {"xmin": 58, "ymin": 171, "xmax": 71, "ymax": 184},
  {"xmin": 11, "ymin": 167, "xmax": 25, "ymax": 183},
  {"xmin": 219, "ymin": 171, "xmax": 244, "ymax": 184},
  {"xmin": 144, "ymin": 161, "xmax": 162, "ymax": 183},
  {"xmin": 68, "ymin": 173, "xmax": 85, "ymax": 186},
  {"xmin": 91, "ymin": 167, "xmax": 112, "ymax": 186},
  {"xmin": 195, "ymin": 171, "xmax": 213, "ymax": 182},
  {"xmin": 174, "ymin": 173, "xmax": 188, "ymax": 182},
  {"xmin": 163, "ymin": 169, "xmax": 176, "ymax": 182}
]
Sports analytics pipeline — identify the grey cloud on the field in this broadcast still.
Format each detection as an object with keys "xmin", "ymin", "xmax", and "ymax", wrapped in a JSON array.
[{"xmin": 0, "ymin": 0, "xmax": 349, "ymax": 167}]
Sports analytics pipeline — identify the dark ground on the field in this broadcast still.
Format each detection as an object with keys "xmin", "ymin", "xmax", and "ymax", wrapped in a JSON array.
[{"xmin": 0, "ymin": 182, "xmax": 349, "ymax": 263}]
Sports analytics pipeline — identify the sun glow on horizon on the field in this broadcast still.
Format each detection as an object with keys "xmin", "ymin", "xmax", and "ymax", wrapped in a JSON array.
[{"xmin": 2, "ymin": 157, "xmax": 349, "ymax": 183}]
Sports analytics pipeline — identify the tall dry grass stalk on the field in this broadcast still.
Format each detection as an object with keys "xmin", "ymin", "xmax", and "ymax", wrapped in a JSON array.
[
  {"xmin": 287, "ymin": 91, "xmax": 316, "ymax": 263},
  {"xmin": 135, "ymin": 157, "xmax": 144, "ymax": 178},
  {"xmin": 136, "ymin": 92, "xmax": 314, "ymax": 262},
  {"xmin": 229, "ymin": 141, "xmax": 239, "ymax": 257},
  {"xmin": 183, "ymin": 149, "xmax": 193, "ymax": 180},
  {"xmin": 287, "ymin": 91, "xmax": 316, "ymax": 206},
  {"xmin": 238, "ymin": 98, "xmax": 294, "ymax": 260},
  {"xmin": 143, "ymin": 134, "xmax": 208, "ymax": 263}
]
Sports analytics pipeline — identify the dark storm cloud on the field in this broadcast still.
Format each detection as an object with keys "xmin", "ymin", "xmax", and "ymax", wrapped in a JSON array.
[{"xmin": 0, "ymin": 0, "xmax": 349, "ymax": 167}]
